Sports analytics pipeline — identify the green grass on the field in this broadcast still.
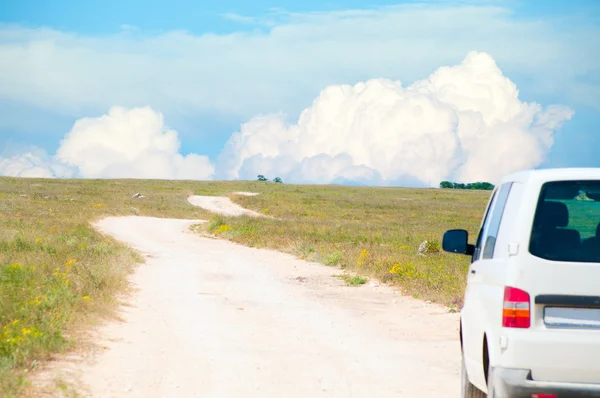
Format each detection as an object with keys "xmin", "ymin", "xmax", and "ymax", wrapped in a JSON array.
[
  {"xmin": 337, "ymin": 274, "xmax": 368, "ymax": 286},
  {"xmin": 559, "ymin": 199, "xmax": 600, "ymax": 238},
  {"xmin": 0, "ymin": 178, "xmax": 270, "ymax": 397},
  {"xmin": 0, "ymin": 177, "xmax": 490, "ymax": 397},
  {"xmin": 323, "ymin": 251, "xmax": 343, "ymax": 266},
  {"xmin": 209, "ymin": 184, "xmax": 490, "ymax": 305}
]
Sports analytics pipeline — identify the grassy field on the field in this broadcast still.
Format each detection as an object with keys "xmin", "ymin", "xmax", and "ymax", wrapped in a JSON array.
[
  {"xmin": 207, "ymin": 184, "xmax": 490, "ymax": 304},
  {"xmin": 0, "ymin": 177, "xmax": 490, "ymax": 396}
]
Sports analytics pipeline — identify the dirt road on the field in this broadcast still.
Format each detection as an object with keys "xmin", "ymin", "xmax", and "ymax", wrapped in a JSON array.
[
  {"xmin": 187, "ymin": 195, "xmax": 265, "ymax": 217},
  {"xmin": 39, "ymin": 215, "xmax": 461, "ymax": 397}
]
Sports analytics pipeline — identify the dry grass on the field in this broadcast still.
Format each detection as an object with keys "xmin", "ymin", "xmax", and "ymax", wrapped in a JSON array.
[
  {"xmin": 0, "ymin": 178, "xmax": 266, "ymax": 397},
  {"xmin": 207, "ymin": 185, "xmax": 490, "ymax": 305},
  {"xmin": 0, "ymin": 177, "xmax": 490, "ymax": 396}
]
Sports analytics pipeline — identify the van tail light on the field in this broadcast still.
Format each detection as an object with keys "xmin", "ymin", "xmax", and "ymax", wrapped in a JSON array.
[{"xmin": 502, "ymin": 286, "xmax": 530, "ymax": 328}]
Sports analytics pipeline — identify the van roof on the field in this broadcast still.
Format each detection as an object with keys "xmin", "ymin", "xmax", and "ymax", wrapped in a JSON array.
[{"xmin": 501, "ymin": 168, "xmax": 600, "ymax": 185}]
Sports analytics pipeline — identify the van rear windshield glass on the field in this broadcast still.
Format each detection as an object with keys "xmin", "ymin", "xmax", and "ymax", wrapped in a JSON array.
[{"xmin": 530, "ymin": 180, "xmax": 600, "ymax": 263}]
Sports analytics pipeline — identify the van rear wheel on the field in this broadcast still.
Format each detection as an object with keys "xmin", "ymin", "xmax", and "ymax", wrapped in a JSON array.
[{"xmin": 461, "ymin": 354, "xmax": 486, "ymax": 398}]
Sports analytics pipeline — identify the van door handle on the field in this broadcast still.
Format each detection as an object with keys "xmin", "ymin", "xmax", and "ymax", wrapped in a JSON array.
[{"xmin": 470, "ymin": 269, "xmax": 476, "ymax": 274}]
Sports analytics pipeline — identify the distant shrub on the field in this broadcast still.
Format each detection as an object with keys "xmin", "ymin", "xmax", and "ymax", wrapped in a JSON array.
[{"xmin": 439, "ymin": 181, "xmax": 494, "ymax": 190}]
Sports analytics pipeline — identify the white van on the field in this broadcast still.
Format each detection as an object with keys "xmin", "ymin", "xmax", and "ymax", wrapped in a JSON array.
[{"xmin": 442, "ymin": 168, "xmax": 600, "ymax": 398}]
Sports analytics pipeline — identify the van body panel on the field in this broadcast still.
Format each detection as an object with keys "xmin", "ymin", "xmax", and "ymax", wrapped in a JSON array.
[{"xmin": 452, "ymin": 168, "xmax": 600, "ymax": 395}]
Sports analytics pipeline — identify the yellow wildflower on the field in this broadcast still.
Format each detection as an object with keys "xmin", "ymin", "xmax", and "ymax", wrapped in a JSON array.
[
  {"xmin": 389, "ymin": 263, "xmax": 402, "ymax": 274},
  {"xmin": 9, "ymin": 263, "xmax": 22, "ymax": 271},
  {"xmin": 29, "ymin": 296, "xmax": 42, "ymax": 306},
  {"xmin": 357, "ymin": 249, "xmax": 371, "ymax": 267},
  {"xmin": 216, "ymin": 224, "xmax": 230, "ymax": 234}
]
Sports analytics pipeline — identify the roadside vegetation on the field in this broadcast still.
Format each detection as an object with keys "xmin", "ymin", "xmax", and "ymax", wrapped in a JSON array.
[
  {"xmin": 0, "ymin": 177, "xmax": 489, "ymax": 396},
  {"xmin": 336, "ymin": 274, "xmax": 369, "ymax": 286},
  {"xmin": 206, "ymin": 184, "xmax": 489, "ymax": 307},
  {"xmin": 0, "ymin": 178, "xmax": 259, "ymax": 396}
]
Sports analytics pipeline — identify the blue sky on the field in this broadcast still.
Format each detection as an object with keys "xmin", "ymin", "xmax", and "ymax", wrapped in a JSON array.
[
  {"xmin": 0, "ymin": 0, "xmax": 599, "ymax": 183},
  {"xmin": 3, "ymin": 0, "xmax": 598, "ymax": 34}
]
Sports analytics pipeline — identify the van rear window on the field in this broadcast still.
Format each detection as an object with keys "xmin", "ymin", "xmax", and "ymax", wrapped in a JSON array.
[{"xmin": 530, "ymin": 181, "xmax": 600, "ymax": 263}]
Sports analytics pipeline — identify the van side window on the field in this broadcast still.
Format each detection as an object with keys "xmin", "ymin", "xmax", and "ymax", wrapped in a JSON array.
[
  {"xmin": 481, "ymin": 182, "xmax": 513, "ymax": 259},
  {"xmin": 472, "ymin": 183, "xmax": 513, "ymax": 261},
  {"xmin": 473, "ymin": 190, "xmax": 498, "ymax": 261},
  {"xmin": 530, "ymin": 180, "xmax": 600, "ymax": 263}
]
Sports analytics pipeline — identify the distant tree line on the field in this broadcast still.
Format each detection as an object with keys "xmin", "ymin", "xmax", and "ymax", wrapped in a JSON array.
[
  {"xmin": 257, "ymin": 175, "xmax": 283, "ymax": 183},
  {"xmin": 439, "ymin": 181, "xmax": 494, "ymax": 190}
]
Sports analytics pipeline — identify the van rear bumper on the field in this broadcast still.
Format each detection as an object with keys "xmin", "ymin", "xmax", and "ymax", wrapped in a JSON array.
[{"xmin": 492, "ymin": 367, "xmax": 600, "ymax": 398}]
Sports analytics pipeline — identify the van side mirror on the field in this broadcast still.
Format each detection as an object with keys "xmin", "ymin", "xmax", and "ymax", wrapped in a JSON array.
[{"xmin": 443, "ymin": 229, "xmax": 475, "ymax": 255}]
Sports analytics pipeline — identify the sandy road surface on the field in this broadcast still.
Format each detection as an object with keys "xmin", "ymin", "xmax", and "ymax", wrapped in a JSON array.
[
  {"xmin": 187, "ymin": 195, "xmax": 264, "ymax": 217},
  {"xmin": 37, "ymin": 215, "xmax": 461, "ymax": 397}
]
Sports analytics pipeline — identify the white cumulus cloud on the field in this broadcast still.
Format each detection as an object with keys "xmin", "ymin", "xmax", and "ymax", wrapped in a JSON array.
[
  {"xmin": 0, "ymin": 52, "xmax": 575, "ymax": 186},
  {"xmin": 0, "ymin": 149, "xmax": 75, "ymax": 178},
  {"xmin": 216, "ymin": 51, "xmax": 574, "ymax": 186},
  {"xmin": 0, "ymin": 107, "xmax": 215, "ymax": 180},
  {"xmin": 56, "ymin": 106, "xmax": 214, "ymax": 179}
]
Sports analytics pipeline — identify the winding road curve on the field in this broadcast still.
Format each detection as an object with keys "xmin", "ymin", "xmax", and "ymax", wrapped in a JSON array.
[{"xmin": 35, "ymin": 195, "xmax": 461, "ymax": 397}]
